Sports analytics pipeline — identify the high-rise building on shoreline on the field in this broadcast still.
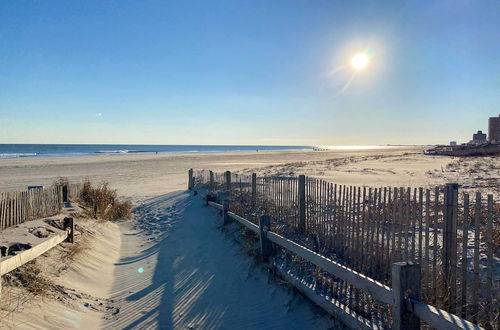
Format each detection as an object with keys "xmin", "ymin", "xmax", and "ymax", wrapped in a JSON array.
[{"xmin": 489, "ymin": 114, "xmax": 500, "ymax": 144}]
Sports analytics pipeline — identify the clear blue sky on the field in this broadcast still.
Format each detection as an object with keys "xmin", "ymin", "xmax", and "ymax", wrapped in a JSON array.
[{"xmin": 1, "ymin": 0, "xmax": 499, "ymax": 145}]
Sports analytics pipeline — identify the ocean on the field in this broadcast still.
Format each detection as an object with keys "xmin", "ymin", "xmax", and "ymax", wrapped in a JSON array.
[{"xmin": 0, "ymin": 144, "xmax": 313, "ymax": 159}]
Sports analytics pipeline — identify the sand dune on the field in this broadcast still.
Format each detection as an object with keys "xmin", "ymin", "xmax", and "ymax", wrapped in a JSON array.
[{"xmin": 0, "ymin": 209, "xmax": 121, "ymax": 329}]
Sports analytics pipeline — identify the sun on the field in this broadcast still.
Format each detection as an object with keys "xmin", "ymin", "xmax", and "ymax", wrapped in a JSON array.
[{"xmin": 350, "ymin": 52, "xmax": 369, "ymax": 70}]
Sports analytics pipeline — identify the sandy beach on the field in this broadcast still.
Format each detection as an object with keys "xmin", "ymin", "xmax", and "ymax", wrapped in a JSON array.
[
  {"xmin": 1, "ymin": 147, "xmax": 498, "ymax": 329},
  {"xmin": 1, "ymin": 147, "xmax": 497, "ymax": 200}
]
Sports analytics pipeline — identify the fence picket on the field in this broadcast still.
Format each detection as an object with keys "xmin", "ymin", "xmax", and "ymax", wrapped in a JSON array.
[
  {"xmin": 486, "ymin": 194, "xmax": 493, "ymax": 327},
  {"xmin": 0, "ymin": 184, "xmax": 83, "ymax": 232},
  {"xmin": 192, "ymin": 169, "xmax": 496, "ymax": 328},
  {"xmin": 472, "ymin": 192, "xmax": 481, "ymax": 323},
  {"xmin": 461, "ymin": 193, "xmax": 469, "ymax": 318}
]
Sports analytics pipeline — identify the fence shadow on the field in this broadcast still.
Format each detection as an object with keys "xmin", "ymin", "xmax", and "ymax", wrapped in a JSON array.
[{"xmin": 104, "ymin": 190, "xmax": 337, "ymax": 330}]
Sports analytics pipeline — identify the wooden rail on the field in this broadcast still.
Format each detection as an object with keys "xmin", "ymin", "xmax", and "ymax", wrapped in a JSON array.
[
  {"xmin": 228, "ymin": 212, "xmax": 259, "ymax": 233},
  {"xmin": 207, "ymin": 201, "xmax": 223, "ymax": 210},
  {"xmin": 193, "ymin": 169, "xmax": 497, "ymax": 328},
  {"xmin": 0, "ymin": 230, "xmax": 68, "ymax": 276},
  {"xmin": 206, "ymin": 199, "xmax": 484, "ymax": 330},
  {"xmin": 266, "ymin": 230, "xmax": 393, "ymax": 305},
  {"xmin": 0, "ymin": 218, "xmax": 74, "ymax": 296},
  {"xmin": 274, "ymin": 263, "xmax": 381, "ymax": 330},
  {"xmin": 407, "ymin": 299, "xmax": 482, "ymax": 330}
]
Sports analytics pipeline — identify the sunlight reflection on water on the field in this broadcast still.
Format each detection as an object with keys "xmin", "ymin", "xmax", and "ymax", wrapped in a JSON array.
[{"xmin": 315, "ymin": 145, "xmax": 396, "ymax": 150}]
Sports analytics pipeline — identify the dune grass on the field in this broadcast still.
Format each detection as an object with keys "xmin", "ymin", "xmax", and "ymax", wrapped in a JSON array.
[{"xmin": 79, "ymin": 179, "xmax": 132, "ymax": 221}]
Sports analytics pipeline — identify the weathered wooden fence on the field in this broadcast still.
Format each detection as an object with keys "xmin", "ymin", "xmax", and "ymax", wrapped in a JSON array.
[
  {"xmin": 68, "ymin": 182, "xmax": 84, "ymax": 201},
  {"xmin": 0, "ymin": 183, "xmax": 84, "ymax": 231},
  {"xmin": 190, "ymin": 169, "xmax": 498, "ymax": 329},
  {"xmin": 0, "ymin": 217, "xmax": 74, "ymax": 296}
]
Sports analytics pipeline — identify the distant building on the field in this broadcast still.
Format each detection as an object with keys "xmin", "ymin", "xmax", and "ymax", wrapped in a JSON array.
[
  {"xmin": 470, "ymin": 130, "xmax": 487, "ymax": 144},
  {"xmin": 489, "ymin": 114, "xmax": 500, "ymax": 144},
  {"xmin": 427, "ymin": 115, "xmax": 500, "ymax": 156}
]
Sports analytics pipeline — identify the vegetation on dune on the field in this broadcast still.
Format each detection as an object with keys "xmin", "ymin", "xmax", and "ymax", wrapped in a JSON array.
[
  {"xmin": 52, "ymin": 177, "xmax": 133, "ymax": 220},
  {"xmin": 0, "ymin": 179, "xmax": 129, "ymax": 321},
  {"xmin": 80, "ymin": 179, "xmax": 132, "ymax": 220},
  {"xmin": 54, "ymin": 176, "xmax": 70, "ymax": 187}
]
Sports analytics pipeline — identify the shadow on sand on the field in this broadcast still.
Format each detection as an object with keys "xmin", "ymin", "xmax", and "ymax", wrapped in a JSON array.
[
  {"xmin": 105, "ymin": 191, "xmax": 227, "ymax": 329},
  {"xmin": 104, "ymin": 190, "xmax": 337, "ymax": 330}
]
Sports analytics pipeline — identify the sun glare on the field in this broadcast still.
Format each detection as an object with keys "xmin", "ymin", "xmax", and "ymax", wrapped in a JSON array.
[{"xmin": 350, "ymin": 53, "xmax": 369, "ymax": 70}]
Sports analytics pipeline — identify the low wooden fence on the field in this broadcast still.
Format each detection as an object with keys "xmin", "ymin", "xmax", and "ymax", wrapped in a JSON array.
[
  {"xmin": 190, "ymin": 169, "xmax": 498, "ymax": 329},
  {"xmin": 206, "ymin": 199, "xmax": 481, "ymax": 330},
  {"xmin": 0, "ymin": 183, "xmax": 84, "ymax": 231},
  {"xmin": 68, "ymin": 182, "xmax": 84, "ymax": 201},
  {"xmin": 0, "ymin": 217, "xmax": 74, "ymax": 296}
]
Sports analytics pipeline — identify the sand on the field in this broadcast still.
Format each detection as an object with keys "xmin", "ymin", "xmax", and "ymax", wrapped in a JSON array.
[
  {"xmin": 0, "ymin": 204, "xmax": 121, "ymax": 329},
  {"xmin": 0, "ymin": 147, "xmax": 498, "ymax": 329},
  {"xmin": 104, "ymin": 191, "xmax": 342, "ymax": 329},
  {"xmin": 0, "ymin": 146, "xmax": 497, "ymax": 199}
]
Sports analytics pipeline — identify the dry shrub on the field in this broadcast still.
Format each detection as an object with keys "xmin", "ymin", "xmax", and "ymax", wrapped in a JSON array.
[
  {"xmin": 80, "ymin": 179, "xmax": 93, "ymax": 206},
  {"xmin": 106, "ymin": 199, "xmax": 133, "ymax": 220},
  {"xmin": 229, "ymin": 202, "xmax": 248, "ymax": 219},
  {"xmin": 494, "ymin": 229, "xmax": 500, "ymax": 256},
  {"xmin": 53, "ymin": 176, "xmax": 69, "ymax": 187},
  {"xmin": 3, "ymin": 261, "xmax": 52, "ymax": 297},
  {"xmin": 79, "ymin": 179, "xmax": 132, "ymax": 220}
]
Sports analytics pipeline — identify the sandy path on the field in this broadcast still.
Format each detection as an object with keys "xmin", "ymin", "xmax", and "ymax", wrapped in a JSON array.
[{"xmin": 105, "ymin": 191, "xmax": 340, "ymax": 329}]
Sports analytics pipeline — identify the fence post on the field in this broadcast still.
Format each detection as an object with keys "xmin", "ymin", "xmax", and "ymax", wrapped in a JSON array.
[
  {"xmin": 222, "ymin": 201, "xmax": 230, "ymax": 225},
  {"xmin": 259, "ymin": 215, "xmax": 272, "ymax": 261},
  {"xmin": 62, "ymin": 184, "xmax": 68, "ymax": 203},
  {"xmin": 443, "ymin": 183, "xmax": 458, "ymax": 312},
  {"xmin": 209, "ymin": 171, "xmax": 214, "ymax": 189},
  {"xmin": 225, "ymin": 171, "xmax": 231, "ymax": 191},
  {"xmin": 392, "ymin": 262, "xmax": 421, "ymax": 330},
  {"xmin": 298, "ymin": 175, "xmax": 306, "ymax": 233},
  {"xmin": 64, "ymin": 217, "xmax": 74, "ymax": 243},
  {"xmin": 251, "ymin": 173, "xmax": 257, "ymax": 206},
  {"xmin": 188, "ymin": 168, "xmax": 194, "ymax": 190}
]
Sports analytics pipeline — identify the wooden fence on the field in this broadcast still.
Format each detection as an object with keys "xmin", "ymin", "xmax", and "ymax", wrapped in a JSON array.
[
  {"xmin": 191, "ymin": 169, "xmax": 498, "ymax": 329},
  {"xmin": 0, "ymin": 183, "xmax": 84, "ymax": 231},
  {"xmin": 206, "ymin": 198, "xmax": 482, "ymax": 330},
  {"xmin": 0, "ymin": 217, "xmax": 74, "ymax": 296},
  {"xmin": 68, "ymin": 182, "xmax": 84, "ymax": 201}
]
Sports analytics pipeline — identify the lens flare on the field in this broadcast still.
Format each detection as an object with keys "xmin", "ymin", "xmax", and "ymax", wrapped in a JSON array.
[
  {"xmin": 350, "ymin": 53, "xmax": 369, "ymax": 70},
  {"xmin": 138, "ymin": 267, "xmax": 144, "ymax": 273}
]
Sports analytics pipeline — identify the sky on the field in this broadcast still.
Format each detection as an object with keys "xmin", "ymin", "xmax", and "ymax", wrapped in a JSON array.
[{"xmin": 1, "ymin": 0, "xmax": 499, "ymax": 146}]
